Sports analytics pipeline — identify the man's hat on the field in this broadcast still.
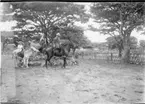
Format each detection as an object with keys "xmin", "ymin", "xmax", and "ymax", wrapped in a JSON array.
[
  {"xmin": 56, "ymin": 33, "xmax": 61, "ymax": 36},
  {"xmin": 18, "ymin": 41, "xmax": 23, "ymax": 44}
]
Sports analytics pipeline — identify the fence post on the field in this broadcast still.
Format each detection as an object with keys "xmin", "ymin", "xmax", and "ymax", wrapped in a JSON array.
[
  {"xmin": 94, "ymin": 52, "xmax": 96, "ymax": 59},
  {"xmin": 82, "ymin": 52, "xmax": 84, "ymax": 59},
  {"xmin": 111, "ymin": 53, "xmax": 113, "ymax": 61}
]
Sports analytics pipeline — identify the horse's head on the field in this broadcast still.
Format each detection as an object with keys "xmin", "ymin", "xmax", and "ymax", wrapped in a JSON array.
[{"xmin": 38, "ymin": 46, "xmax": 43, "ymax": 53}]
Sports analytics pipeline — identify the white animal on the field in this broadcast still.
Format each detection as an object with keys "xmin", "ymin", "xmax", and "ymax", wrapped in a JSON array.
[
  {"xmin": 23, "ymin": 46, "xmax": 40, "ymax": 68},
  {"xmin": 12, "ymin": 44, "xmax": 40, "ymax": 68}
]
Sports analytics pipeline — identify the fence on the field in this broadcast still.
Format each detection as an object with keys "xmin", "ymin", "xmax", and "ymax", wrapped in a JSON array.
[{"xmin": 76, "ymin": 50, "xmax": 145, "ymax": 65}]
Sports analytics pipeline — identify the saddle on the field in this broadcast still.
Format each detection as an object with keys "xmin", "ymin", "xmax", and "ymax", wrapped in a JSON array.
[{"xmin": 54, "ymin": 47, "xmax": 62, "ymax": 53}]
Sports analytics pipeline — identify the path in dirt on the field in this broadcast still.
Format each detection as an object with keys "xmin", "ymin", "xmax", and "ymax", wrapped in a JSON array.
[{"xmin": 15, "ymin": 59, "xmax": 145, "ymax": 104}]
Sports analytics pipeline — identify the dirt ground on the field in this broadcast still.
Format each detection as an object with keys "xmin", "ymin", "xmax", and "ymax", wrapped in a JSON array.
[{"xmin": 1, "ymin": 55, "xmax": 145, "ymax": 104}]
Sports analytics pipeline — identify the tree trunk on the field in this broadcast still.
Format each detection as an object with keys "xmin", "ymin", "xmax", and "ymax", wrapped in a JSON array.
[
  {"xmin": 119, "ymin": 7, "xmax": 130, "ymax": 64},
  {"xmin": 118, "ymin": 47, "xmax": 122, "ymax": 57},
  {"xmin": 44, "ymin": 33, "xmax": 48, "ymax": 46},
  {"xmin": 72, "ymin": 48, "xmax": 76, "ymax": 56},
  {"xmin": 45, "ymin": 37, "xmax": 48, "ymax": 45},
  {"xmin": 122, "ymin": 45, "xmax": 130, "ymax": 63},
  {"xmin": 122, "ymin": 34, "xmax": 131, "ymax": 63}
]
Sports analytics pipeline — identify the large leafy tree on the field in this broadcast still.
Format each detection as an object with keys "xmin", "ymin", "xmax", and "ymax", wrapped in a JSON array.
[
  {"xmin": 10, "ymin": 2, "xmax": 89, "ymax": 45},
  {"xmin": 90, "ymin": 2, "xmax": 145, "ymax": 63},
  {"xmin": 106, "ymin": 36, "xmax": 138, "ymax": 57},
  {"xmin": 57, "ymin": 25, "xmax": 91, "ymax": 54},
  {"xmin": 106, "ymin": 35, "xmax": 123, "ymax": 57},
  {"xmin": 61, "ymin": 25, "xmax": 89, "ymax": 46}
]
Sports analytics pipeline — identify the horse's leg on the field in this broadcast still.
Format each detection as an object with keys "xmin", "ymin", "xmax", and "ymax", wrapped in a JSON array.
[
  {"xmin": 45, "ymin": 59, "xmax": 48, "ymax": 68},
  {"xmin": 26, "ymin": 58, "xmax": 28, "ymax": 68},
  {"xmin": 45, "ymin": 56, "xmax": 53, "ymax": 68},
  {"xmin": 22, "ymin": 57, "xmax": 25, "ymax": 67},
  {"xmin": 16, "ymin": 57, "xmax": 20, "ymax": 68},
  {"xmin": 48, "ymin": 55, "xmax": 53, "ymax": 66},
  {"xmin": 23, "ymin": 57, "xmax": 28, "ymax": 68},
  {"xmin": 22, "ymin": 57, "xmax": 26, "ymax": 67},
  {"xmin": 15, "ymin": 56, "xmax": 19, "ymax": 68},
  {"xmin": 12, "ymin": 52, "xmax": 16, "ymax": 59},
  {"xmin": 63, "ymin": 56, "xmax": 67, "ymax": 68},
  {"xmin": 44, "ymin": 55, "xmax": 49, "ymax": 68},
  {"xmin": 26, "ymin": 58, "xmax": 29, "ymax": 68},
  {"xmin": 20, "ymin": 58, "xmax": 23, "ymax": 67},
  {"xmin": 14, "ymin": 57, "xmax": 17, "ymax": 68}
]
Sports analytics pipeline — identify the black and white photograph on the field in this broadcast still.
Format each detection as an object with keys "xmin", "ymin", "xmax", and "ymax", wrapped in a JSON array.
[{"xmin": 0, "ymin": 2, "xmax": 145, "ymax": 104}]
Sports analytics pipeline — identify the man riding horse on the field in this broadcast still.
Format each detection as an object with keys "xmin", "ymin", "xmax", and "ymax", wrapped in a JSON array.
[
  {"xmin": 38, "ymin": 32, "xmax": 79, "ymax": 68},
  {"xmin": 53, "ymin": 33, "xmax": 62, "ymax": 52}
]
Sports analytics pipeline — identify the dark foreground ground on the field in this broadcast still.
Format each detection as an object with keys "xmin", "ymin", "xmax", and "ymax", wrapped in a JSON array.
[{"xmin": 1, "ymin": 55, "xmax": 145, "ymax": 104}]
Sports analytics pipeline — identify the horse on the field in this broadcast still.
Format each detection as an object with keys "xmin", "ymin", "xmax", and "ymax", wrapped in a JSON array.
[
  {"xmin": 13, "ymin": 46, "xmax": 40, "ymax": 68},
  {"xmin": 59, "ymin": 39, "xmax": 77, "ymax": 54},
  {"xmin": 39, "ymin": 40, "xmax": 73, "ymax": 68},
  {"xmin": 23, "ymin": 46, "xmax": 40, "ymax": 68}
]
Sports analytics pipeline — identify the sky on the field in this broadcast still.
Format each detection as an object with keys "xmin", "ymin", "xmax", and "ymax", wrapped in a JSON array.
[{"xmin": 0, "ymin": 2, "xmax": 145, "ymax": 44}]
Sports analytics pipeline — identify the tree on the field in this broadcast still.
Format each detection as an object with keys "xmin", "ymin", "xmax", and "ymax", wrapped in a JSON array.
[
  {"xmin": 129, "ymin": 36, "xmax": 138, "ymax": 49},
  {"xmin": 61, "ymin": 25, "xmax": 89, "ymax": 46},
  {"xmin": 10, "ymin": 2, "xmax": 89, "ymax": 46},
  {"xmin": 106, "ymin": 35, "xmax": 123, "ymax": 57},
  {"xmin": 106, "ymin": 36, "xmax": 138, "ymax": 57},
  {"xmin": 59, "ymin": 25, "xmax": 91, "ymax": 54},
  {"xmin": 90, "ymin": 2, "xmax": 145, "ymax": 63},
  {"xmin": 139, "ymin": 40, "xmax": 145, "ymax": 49}
]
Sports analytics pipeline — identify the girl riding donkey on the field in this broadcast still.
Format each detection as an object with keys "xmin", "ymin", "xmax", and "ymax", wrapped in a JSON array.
[
  {"xmin": 13, "ymin": 40, "xmax": 41, "ymax": 68},
  {"xmin": 12, "ymin": 41, "xmax": 25, "ymax": 67},
  {"xmin": 12, "ymin": 41, "xmax": 24, "ymax": 58}
]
